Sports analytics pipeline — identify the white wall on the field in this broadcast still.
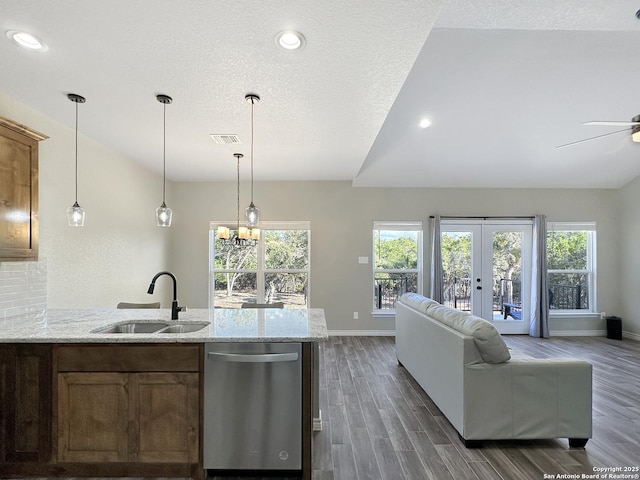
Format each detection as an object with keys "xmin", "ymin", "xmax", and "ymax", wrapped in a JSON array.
[
  {"xmin": 170, "ymin": 181, "xmax": 620, "ymax": 334},
  {"xmin": 0, "ymin": 93, "xmax": 626, "ymax": 334},
  {"xmin": 0, "ymin": 93, "xmax": 173, "ymax": 308},
  {"xmin": 616, "ymin": 177, "xmax": 640, "ymax": 338}
]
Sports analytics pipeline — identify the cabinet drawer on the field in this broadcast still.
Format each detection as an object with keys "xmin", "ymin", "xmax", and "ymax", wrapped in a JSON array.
[{"xmin": 56, "ymin": 344, "xmax": 200, "ymax": 372}]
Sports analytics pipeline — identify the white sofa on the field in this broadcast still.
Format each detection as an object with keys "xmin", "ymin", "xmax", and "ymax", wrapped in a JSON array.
[{"xmin": 395, "ymin": 293, "xmax": 592, "ymax": 447}]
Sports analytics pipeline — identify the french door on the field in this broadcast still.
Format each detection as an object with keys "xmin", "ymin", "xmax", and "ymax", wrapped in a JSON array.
[{"xmin": 440, "ymin": 220, "xmax": 532, "ymax": 334}]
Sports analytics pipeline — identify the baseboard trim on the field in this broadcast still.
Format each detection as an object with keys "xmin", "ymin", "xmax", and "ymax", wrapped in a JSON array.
[
  {"xmin": 328, "ymin": 330, "xmax": 395, "ymax": 336},
  {"xmin": 550, "ymin": 329, "xmax": 606, "ymax": 337},
  {"xmin": 623, "ymin": 331, "xmax": 640, "ymax": 341}
]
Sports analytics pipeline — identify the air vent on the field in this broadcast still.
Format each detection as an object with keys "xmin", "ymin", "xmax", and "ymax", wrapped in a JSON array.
[{"xmin": 210, "ymin": 134, "xmax": 242, "ymax": 145}]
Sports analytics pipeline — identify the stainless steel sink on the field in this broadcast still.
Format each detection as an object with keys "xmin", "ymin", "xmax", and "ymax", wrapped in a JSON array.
[
  {"xmin": 157, "ymin": 322, "xmax": 209, "ymax": 334},
  {"xmin": 91, "ymin": 321, "xmax": 168, "ymax": 334},
  {"xmin": 91, "ymin": 320, "xmax": 209, "ymax": 334}
]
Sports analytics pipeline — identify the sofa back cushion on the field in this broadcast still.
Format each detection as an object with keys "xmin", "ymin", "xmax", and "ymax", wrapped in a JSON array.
[
  {"xmin": 398, "ymin": 293, "xmax": 439, "ymax": 314},
  {"xmin": 425, "ymin": 304, "xmax": 511, "ymax": 364}
]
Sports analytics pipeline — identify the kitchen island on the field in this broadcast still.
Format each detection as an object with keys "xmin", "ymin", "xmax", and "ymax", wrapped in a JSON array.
[{"xmin": 0, "ymin": 307, "xmax": 328, "ymax": 480}]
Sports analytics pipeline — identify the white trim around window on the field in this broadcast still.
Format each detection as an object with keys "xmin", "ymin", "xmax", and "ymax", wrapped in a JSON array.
[
  {"xmin": 547, "ymin": 221, "xmax": 596, "ymax": 315},
  {"xmin": 372, "ymin": 221, "xmax": 423, "ymax": 316}
]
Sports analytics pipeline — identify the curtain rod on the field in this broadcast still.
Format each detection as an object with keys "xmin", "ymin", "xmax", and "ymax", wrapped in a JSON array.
[{"xmin": 429, "ymin": 215, "xmax": 535, "ymax": 220}]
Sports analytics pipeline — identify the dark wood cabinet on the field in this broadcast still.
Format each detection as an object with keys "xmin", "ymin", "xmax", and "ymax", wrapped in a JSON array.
[
  {"xmin": 0, "ymin": 116, "xmax": 47, "ymax": 261},
  {"xmin": 57, "ymin": 372, "xmax": 128, "ymax": 462},
  {"xmin": 56, "ymin": 344, "xmax": 200, "ymax": 468},
  {"xmin": 129, "ymin": 372, "xmax": 199, "ymax": 463},
  {"xmin": 0, "ymin": 341, "xmax": 309, "ymax": 480},
  {"xmin": 0, "ymin": 344, "xmax": 52, "ymax": 463}
]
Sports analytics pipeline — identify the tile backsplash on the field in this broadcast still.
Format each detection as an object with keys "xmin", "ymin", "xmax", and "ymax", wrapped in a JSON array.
[{"xmin": 0, "ymin": 259, "xmax": 47, "ymax": 319}]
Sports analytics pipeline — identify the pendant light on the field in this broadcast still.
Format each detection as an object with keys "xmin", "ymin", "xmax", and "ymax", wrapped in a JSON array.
[
  {"xmin": 156, "ymin": 94, "xmax": 173, "ymax": 227},
  {"xmin": 66, "ymin": 93, "xmax": 86, "ymax": 227},
  {"xmin": 244, "ymin": 94, "xmax": 260, "ymax": 227},
  {"xmin": 216, "ymin": 153, "xmax": 259, "ymax": 247}
]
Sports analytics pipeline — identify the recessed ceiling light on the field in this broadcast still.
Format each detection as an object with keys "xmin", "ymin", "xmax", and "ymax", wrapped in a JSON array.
[
  {"xmin": 275, "ymin": 30, "xmax": 305, "ymax": 51},
  {"xmin": 419, "ymin": 118, "xmax": 432, "ymax": 129},
  {"xmin": 6, "ymin": 30, "xmax": 48, "ymax": 52}
]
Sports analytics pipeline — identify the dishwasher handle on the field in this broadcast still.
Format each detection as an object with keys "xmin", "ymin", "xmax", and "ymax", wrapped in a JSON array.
[{"xmin": 207, "ymin": 351, "xmax": 299, "ymax": 363}]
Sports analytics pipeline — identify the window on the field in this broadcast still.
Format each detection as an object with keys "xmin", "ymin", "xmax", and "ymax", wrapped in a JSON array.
[
  {"xmin": 373, "ymin": 221, "xmax": 422, "ymax": 313},
  {"xmin": 546, "ymin": 222, "xmax": 596, "ymax": 312},
  {"xmin": 210, "ymin": 221, "xmax": 310, "ymax": 308}
]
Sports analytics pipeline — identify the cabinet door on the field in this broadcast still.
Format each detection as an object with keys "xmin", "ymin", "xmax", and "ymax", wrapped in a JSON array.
[
  {"xmin": 0, "ymin": 345, "xmax": 52, "ymax": 463},
  {"xmin": 58, "ymin": 372, "xmax": 128, "ymax": 463},
  {"xmin": 0, "ymin": 117, "xmax": 47, "ymax": 261},
  {"xmin": 129, "ymin": 372, "xmax": 199, "ymax": 463}
]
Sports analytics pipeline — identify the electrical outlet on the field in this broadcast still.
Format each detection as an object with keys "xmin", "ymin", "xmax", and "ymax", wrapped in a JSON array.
[
  {"xmin": 353, "ymin": 312, "xmax": 359, "ymax": 319},
  {"xmin": 600, "ymin": 312, "xmax": 606, "ymax": 320}
]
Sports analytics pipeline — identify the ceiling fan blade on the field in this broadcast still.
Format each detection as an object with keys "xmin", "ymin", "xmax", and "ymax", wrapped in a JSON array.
[
  {"xmin": 556, "ymin": 128, "xmax": 630, "ymax": 149},
  {"xmin": 583, "ymin": 121, "xmax": 640, "ymax": 126}
]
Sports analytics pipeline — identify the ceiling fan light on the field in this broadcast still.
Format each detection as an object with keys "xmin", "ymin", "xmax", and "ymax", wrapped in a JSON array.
[
  {"xmin": 632, "ymin": 130, "xmax": 640, "ymax": 143},
  {"xmin": 7, "ymin": 30, "xmax": 48, "ymax": 51}
]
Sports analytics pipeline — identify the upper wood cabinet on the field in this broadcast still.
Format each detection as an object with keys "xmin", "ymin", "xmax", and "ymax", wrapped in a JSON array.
[{"xmin": 0, "ymin": 116, "xmax": 47, "ymax": 261}]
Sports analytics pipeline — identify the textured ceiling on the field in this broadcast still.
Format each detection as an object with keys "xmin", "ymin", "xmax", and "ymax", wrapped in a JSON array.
[{"xmin": 2, "ymin": 0, "xmax": 640, "ymax": 188}]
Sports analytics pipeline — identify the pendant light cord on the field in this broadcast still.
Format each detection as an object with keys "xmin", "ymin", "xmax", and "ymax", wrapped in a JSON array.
[
  {"xmin": 250, "ymin": 98, "xmax": 255, "ymax": 203},
  {"xmin": 74, "ymin": 100, "xmax": 79, "ymax": 204},
  {"xmin": 162, "ymin": 101, "xmax": 167, "ymax": 204},
  {"xmin": 236, "ymin": 155, "xmax": 241, "ymax": 229}
]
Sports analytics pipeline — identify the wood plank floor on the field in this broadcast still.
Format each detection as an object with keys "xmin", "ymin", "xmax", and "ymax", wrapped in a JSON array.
[{"xmin": 308, "ymin": 335, "xmax": 640, "ymax": 480}]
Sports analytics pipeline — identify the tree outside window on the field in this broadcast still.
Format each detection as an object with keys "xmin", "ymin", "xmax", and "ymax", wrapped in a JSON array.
[
  {"xmin": 373, "ymin": 221, "xmax": 422, "ymax": 312},
  {"xmin": 210, "ymin": 221, "xmax": 310, "ymax": 308},
  {"xmin": 546, "ymin": 223, "xmax": 596, "ymax": 311}
]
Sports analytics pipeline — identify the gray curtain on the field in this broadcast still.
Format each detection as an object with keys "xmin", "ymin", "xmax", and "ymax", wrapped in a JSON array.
[
  {"xmin": 529, "ymin": 214, "xmax": 549, "ymax": 337},
  {"xmin": 429, "ymin": 215, "xmax": 444, "ymax": 303}
]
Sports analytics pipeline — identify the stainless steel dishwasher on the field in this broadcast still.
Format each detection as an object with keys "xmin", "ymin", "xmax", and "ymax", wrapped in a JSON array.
[{"xmin": 203, "ymin": 342, "xmax": 302, "ymax": 472}]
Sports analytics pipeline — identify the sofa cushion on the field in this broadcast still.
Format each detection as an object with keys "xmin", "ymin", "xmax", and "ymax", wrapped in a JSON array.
[
  {"xmin": 425, "ymin": 304, "xmax": 511, "ymax": 364},
  {"xmin": 398, "ymin": 293, "xmax": 439, "ymax": 315}
]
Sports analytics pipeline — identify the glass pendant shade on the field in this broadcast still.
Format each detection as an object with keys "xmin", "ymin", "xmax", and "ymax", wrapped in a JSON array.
[
  {"xmin": 156, "ymin": 202, "xmax": 172, "ymax": 227},
  {"xmin": 67, "ymin": 202, "xmax": 85, "ymax": 227},
  {"xmin": 245, "ymin": 202, "xmax": 260, "ymax": 227}
]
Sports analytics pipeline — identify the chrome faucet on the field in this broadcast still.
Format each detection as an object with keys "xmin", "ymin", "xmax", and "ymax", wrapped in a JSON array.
[{"xmin": 147, "ymin": 271, "xmax": 185, "ymax": 320}]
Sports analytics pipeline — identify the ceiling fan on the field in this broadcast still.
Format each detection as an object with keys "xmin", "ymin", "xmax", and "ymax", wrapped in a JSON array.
[{"xmin": 557, "ymin": 114, "xmax": 640, "ymax": 149}]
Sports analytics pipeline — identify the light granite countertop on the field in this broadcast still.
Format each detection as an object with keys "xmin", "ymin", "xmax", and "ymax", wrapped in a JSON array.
[{"xmin": 0, "ymin": 308, "xmax": 328, "ymax": 343}]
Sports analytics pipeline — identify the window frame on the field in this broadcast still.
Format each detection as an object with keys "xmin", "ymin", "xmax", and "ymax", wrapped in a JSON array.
[
  {"xmin": 372, "ymin": 221, "xmax": 423, "ymax": 315},
  {"xmin": 209, "ymin": 221, "xmax": 311, "ymax": 308},
  {"xmin": 546, "ymin": 222, "xmax": 597, "ymax": 314}
]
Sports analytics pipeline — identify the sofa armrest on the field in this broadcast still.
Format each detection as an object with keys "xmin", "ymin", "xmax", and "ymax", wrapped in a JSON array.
[{"xmin": 463, "ymin": 359, "xmax": 592, "ymax": 441}]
